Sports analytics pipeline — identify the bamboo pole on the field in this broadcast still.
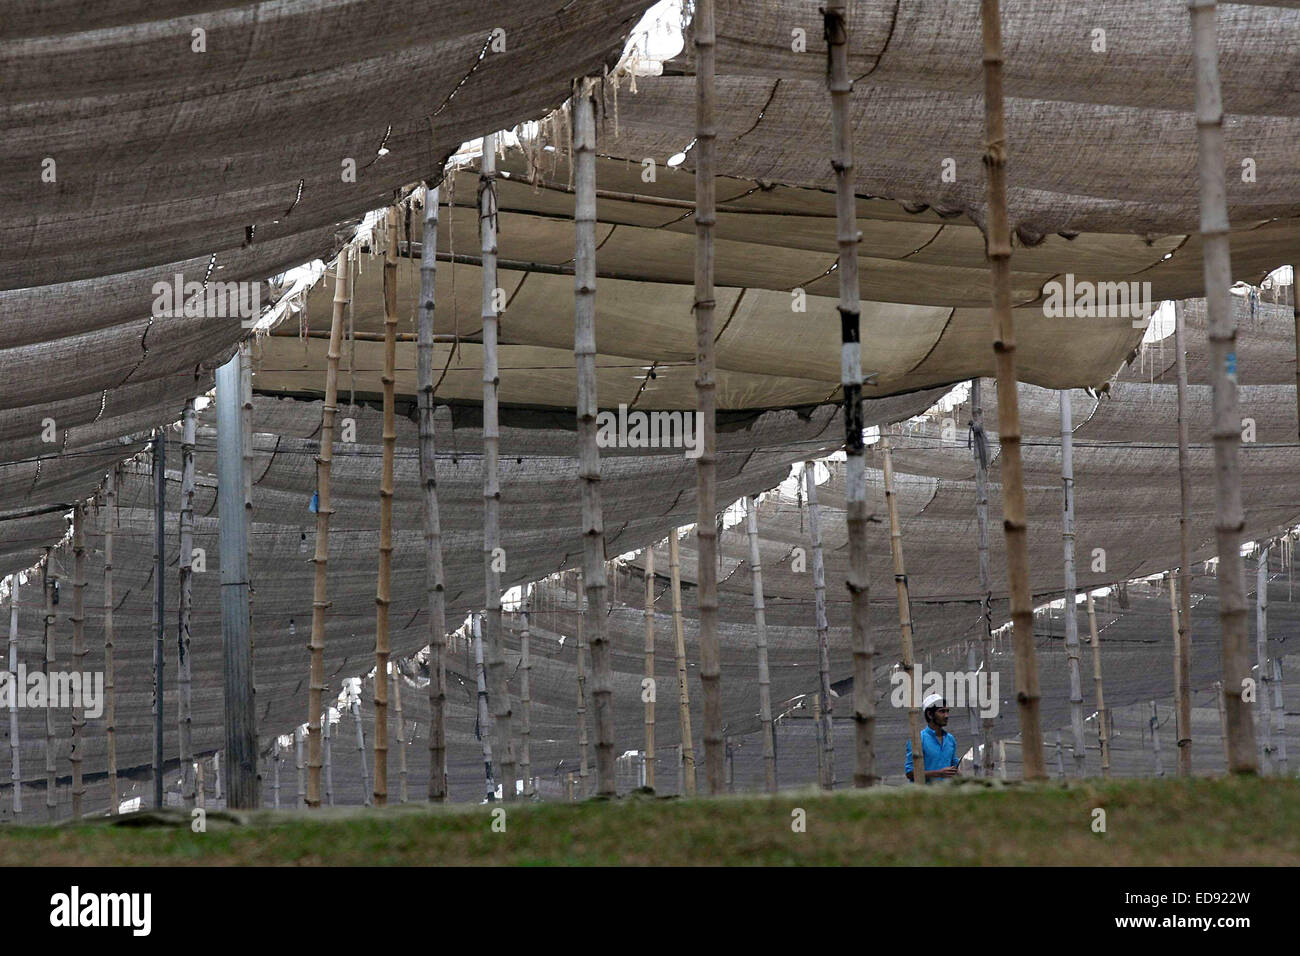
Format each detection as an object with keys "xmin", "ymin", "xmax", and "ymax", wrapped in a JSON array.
[
  {"xmin": 1256, "ymin": 547, "xmax": 1272, "ymax": 773},
  {"xmin": 42, "ymin": 550, "xmax": 55, "ymax": 819},
  {"xmin": 1215, "ymin": 679, "xmax": 1229, "ymax": 770},
  {"xmin": 152, "ymin": 430, "xmax": 165, "ymax": 809},
  {"xmin": 70, "ymin": 505, "xmax": 87, "ymax": 819},
  {"xmin": 178, "ymin": 398, "xmax": 196, "ymax": 806},
  {"xmin": 1271, "ymin": 657, "xmax": 1287, "ymax": 774},
  {"xmin": 372, "ymin": 206, "xmax": 399, "ymax": 808},
  {"xmin": 1086, "ymin": 592, "xmax": 1110, "ymax": 777},
  {"xmin": 643, "ymin": 550, "xmax": 656, "ymax": 791},
  {"xmin": 971, "ymin": 380, "xmax": 996, "ymax": 776},
  {"xmin": 295, "ymin": 726, "xmax": 305, "ymax": 808},
  {"xmin": 473, "ymin": 613, "xmax": 496, "ymax": 800},
  {"xmin": 520, "ymin": 585, "xmax": 534, "ymax": 798},
  {"xmin": 1059, "ymin": 392, "xmax": 1086, "ymax": 775},
  {"xmin": 803, "ymin": 463, "xmax": 834, "ymax": 790},
  {"xmin": 323, "ymin": 709, "xmax": 334, "ymax": 806},
  {"xmin": 1150, "ymin": 700, "xmax": 1165, "ymax": 776},
  {"xmin": 480, "ymin": 137, "xmax": 517, "ymax": 802},
  {"xmin": 573, "ymin": 87, "xmax": 616, "ymax": 798},
  {"xmin": 195, "ymin": 759, "xmax": 205, "ymax": 810},
  {"xmin": 391, "ymin": 665, "xmax": 407, "ymax": 803},
  {"xmin": 668, "ymin": 534, "xmax": 696, "ymax": 794},
  {"xmin": 998, "ymin": 740, "xmax": 1007, "ymax": 780},
  {"xmin": 979, "ymin": 0, "xmax": 1045, "ymax": 780},
  {"xmin": 419, "ymin": 184, "xmax": 449, "ymax": 803},
  {"xmin": 1293, "ymin": 265, "xmax": 1299, "ymax": 443},
  {"xmin": 6, "ymin": 577, "xmax": 20, "ymax": 818},
  {"xmin": 1168, "ymin": 572, "xmax": 1186, "ymax": 770},
  {"xmin": 1190, "ymin": 0, "xmax": 1256, "ymax": 774},
  {"xmin": 307, "ymin": 250, "xmax": 350, "ymax": 807},
  {"xmin": 693, "ymin": 0, "xmax": 724, "ymax": 796},
  {"xmin": 825, "ymin": 0, "xmax": 875, "ymax": 789},
  {"xmin": 352, "ymin": 694, "xmax": 370, "ymax": 806},
  {"xmin": 880, "ymin": 437, "xmax": 924, "ymax": 783},
  {"xmin": 272, "ymin": 739, "xmax": 281, "ymax": 808},
  {"xmin": 744, "ymin": 497, "xmax": 777, "ymax": 792},
  {"xmin": 575, "ymin": 576, "xmax": 590, "ymax": 797},
  {"xmin": 1173, "ymin": 301, "xmax": 1194, "ymax": 774},
  {"xmin": 103, "ymin": 471, "xmax": 117, "ymax": 813}
]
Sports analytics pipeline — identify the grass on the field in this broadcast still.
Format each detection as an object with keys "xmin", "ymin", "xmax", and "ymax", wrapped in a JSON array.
[{"xmin": 2, "ymin": 776, "xmax": 1298, "ymax": 865}]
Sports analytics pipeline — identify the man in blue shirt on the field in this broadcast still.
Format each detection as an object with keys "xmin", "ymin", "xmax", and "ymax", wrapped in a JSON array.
[{"xmin": 905, "ymin": 694, "xmax": 960, "ymax": 783}]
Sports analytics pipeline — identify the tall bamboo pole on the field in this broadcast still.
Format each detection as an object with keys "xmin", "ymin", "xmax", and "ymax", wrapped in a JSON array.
[
  {"xmin": 70, "ymin": 505, "xmax": 86, "ymax": 818},
  {"xmin": 1168, "ymin": 572, "xmax": 1186, "ymax": 771},
  {"xmin": 803, "ymin": 463, "xmax": 834, "ymax": 790},
  {"xmin": 103, "ymin": 470, "xmax": 117, "ymax": 812},
  {"xmin": 1215, "ymin": 679, "xmax": 1229, "ymax": 769},
  {"xmin": 979, "ymin": 0, "xmax": 1045, "ymax": 779},
  {"xmin": 971, "ymin": 380, "xmax": 996, "ymax": 776},
  {"xmin": 480, "ymin": 137, "xmax": 517, "ymax": 802},
  {"xmin": 391, "ymin": 666, "xmax": 407, "ymax": 803},
  {"xmin": 178, "ymin": 398, "xmax": 196, "ymax": 805},
  {"xmin": 6, "ymin": 577, "xmax": 20, "ymax": 818},
  {"xmin": 520, "ymin": 585, "xmax": 534, "ymax": 797},
  {"xmin": 880, "ymin": 437, "xmax": 924, "ymax": 783},
  {"xmin": 352, "ymin": 694, "xmax": 370, "ymax": 806},
  {"xmin": 473, "ymin": 613, "xmax": 496, "ymax": 800},
  {"xmin": 307, "ymin": 251, "xmax": 350, "ymax": 806},
  {"xmin": 42, "ymin": 550, "xmax": 55, "ymax": 820},
  {"xmin": 1190, "ymin": 0, "xmax": 1256, "ymax": 774},
  {"xmin": 295, "ymin": 726, "xmax": 305, "ymax": 808},
  {"xmin": 1150, "ymin": 700, "xmax": 1165, "ymax": 776},
  {"xmin": 152, "ymin": 431, "xmax": 166, "ymax": 809},
  {"xmin": 272, "ymin": 739, "xmax": 281, "ymax": 808},
  {"xmin": 575, "ymin": 575, "xmax": 590, "ymax": 796},
  {"xmin": 1086, "ymin": 592, "xmax": 1109, "ymax": 777},
  {"xmin": 1293, "ymin": 265, "xmax": 1300, "ymax": 442},
  {"xmin": 573, "ymin": 86, "xmax": 616, "ymax": 797},
  {"xmin": 1256, "ymin": 547, "xmax": 1272, "ymax": 773},
  {"xmin": 1271, "ymin": 656, "xmax": 1287, "ymax": 774},
  {"xmin": 744, "ymin": 497, "xmax": 777, "ymax": 792},
  {"xmin": 668, "ymin": 534, "xmax": 696, "ymax": 794},
  {"xmin": 643, "ymin": 550, "xmax": 656, "ymax": 790},
  {"xmin": 419, "ymin": 184, "xmax": 449, "ymax": 803},
  {"xmin": 825, "ymin": 0, "xmax": 875, "ymax": 788},
  {"xmin": 693, "ymin": 0, "xmax": 724, "ymax": 796},
  {"xmin": 372, "ymin": 206, "xmax": 399, "ymax": 808},
  {"xmin": 322, "ymin": 708, "xmax": 334, "ymax": 806},
  {"xmin": 1059, "ymin": 392, "xmax": 1086, "ymax": 774},
  {"xmin": 1173, "ymin": 301, "xmax": 1194, "ymax": 774}
]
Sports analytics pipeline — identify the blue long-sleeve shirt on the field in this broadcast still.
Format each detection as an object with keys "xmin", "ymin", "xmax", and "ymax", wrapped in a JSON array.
[{"xmin": 904, "ymin": 726, "xmax": 959, "ymax": 781}]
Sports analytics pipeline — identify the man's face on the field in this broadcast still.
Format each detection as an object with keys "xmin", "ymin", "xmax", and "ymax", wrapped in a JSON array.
[{"xmin": 930, "ymin": 706, "xmax": 949, "ymax": 728}]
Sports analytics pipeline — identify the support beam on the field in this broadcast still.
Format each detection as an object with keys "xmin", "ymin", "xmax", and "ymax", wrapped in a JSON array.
[
  {"xmin": 1173, "ymin": 301, "xmax": 1194, "ymax": 774},
  {"xmin": 307, "ymin": 253, "xmax": 349, "ymax": 806},
  {"xmin": 295, "ymin": 726, "xmax": 305, "ymax": 809},
  {"xmin": 693, "ymin": 0, "xmax": 724, "ymax": 796},
  {"xmin": 418, "ymin": 184, "xmax": 449, "ymax": 803},
  {"xmin": 7, "ymin": 577, "xmax": 20, "ymax": 818},
  {"xmin": 178, "ymin": 398, "xmax": 197, "ymax": 806},
  {"xmin": 573, "ymin": 86, "xmax": 615, "ymax": 797},
  {"xmin": 323, "ymin": 708, "xmax": 334, "ymax": 806},
  {"xmin": 1271, "ymin": 656, "xmax": 1288, "ymax": 774},
  {"xmin": 473, "ymin": 613, "xmax": 496, "ymax": 801},
  {"xmin": 880, "ymin": 436, "xmax": 924, "ymax": 784},
  {"xmin": 1086, "ymin": 592, "xmax": 1110, "ymax": 777},
  {"xmin": 392, "ymin": 665, "xmax": 407, "ymax": 803},
  {"xmin": 980, "ymin": 0, "xmax": 1045, "ymax": 780},
  {"xmin": 575, "ymin": 576, "xmax": 590, "ymax": 796},
  {"xmin": 152, "ymin": 431, "xmax": 165, "ymax": 809},
  {"xmin": 1189, "ymin": 0, "xmax": 1256, "ymax": 774},
  {"xmin": 480, "ymin": 137, "xmax": 516, "ymax": 802},
  {"xmin": 1151, "ymin": 700, "xmax": 1165, "ymax": 776},
  {"xmin": 70, "ymin": 505, "xmax": 87, "ymax": 818},
  {"xmin": 352, "ymin": 692, "xmax": 370, "ymax": 806},
  {"xmin": 668, "ymin": 533, "xmax": 696, "ymax": 795},
  {"xmin": 744, "ymin": 497, "xmax": 776, "ymax": 792},
  {"xmin": 102, "ymin": 471, "xmax": 117, "ymax": 813},
  {"xmin": 1256, "ymin": 546, "xmax": 1272, "ymax": 773},
  {"xmin": 971, "ymin": 380, "xmax": 996, "ymax": 777},
  {"xmin": 643, "ymin": 550, "xmax": 656, "ymax": 791},
  {"xmin": 520, "ymin": 586, "xmax": 534, "ymax": 798},
  {"xmin": 803, "ymin": 463, "xmax": 834, "ymax": 790},
  {"xmin": 1059, "ymin": 392, "xmax": 1086, "ymax": 775},
  {"xmin": 217, "ymin": 353, "xmax": 258, "ymax": 808}
]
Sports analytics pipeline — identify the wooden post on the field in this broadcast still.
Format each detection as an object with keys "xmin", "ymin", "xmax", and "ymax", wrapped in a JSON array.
[
  {"xmin": 1173, "ymin": 301, "xmax": 1194, "ymax": 774},
  {"xmin": 573, "ymin": 89, "xmax": 616, "ymax": 798},
  {"xmin": 575, "ymin": 576, "xmax": 590, "ymax": 796},
  {"xmin": 322, "ymin": 710, "xmax": 334, "ymax": 806},
  {"xmin": 803, "ymin": 463, "xmax": 834, "ymax": 790},
  {"xmin": 295, "ymin": 726, "xmax": 305, "ymax": 809},
  {"xmin": 419, "ymin": 184, "xmax": 449, "ymax": 803},
  {"xmin": 1256, "ymin": 547, "xmax": 1272, "ymax": 773},
  {"xmin": 103, "ymin": 470, "xmax": 118, "ymax": 813},
  {"xmin": 520, "ymin": 585, "xmax": 535, "ymax": 798},
  {"xmin": 1293, "ymin": 265, "xmax": 1300, "ymax": 443},
  {"xmin": 473, "ymin": 613, "xmax": 496, "ymax": 800},
  {"xmin": 178, "ymin": 398, "xmax": 197, "ymax": 805},
  {"xmin": 971, "ymin": 380, "xmax": 996, "ymax": 776},
  {"xmin": 7, "ymin": 577, "xmax": 21, "ymax": 818},
  {"xmin": 1190, "ymin": 0, "xmax": 1257, "ymax": 774},
  {"xmin": 1059, "ymin": 393, "xmax": 1086, "ymax": 775},
  {"xmin": 643, "ymin": 550, "xmax": 656, "ymax": 791},
  {"xmin": 70, "ymin": 505, "xmax": 86, "ymax": 818},
  {"xmin": 307, "ymin": 251, "xmax": 349, "ymax": 806},
  {"xmin": 668, "ymin": 534, "xmax": 696, "ymax": 794},
  {"xmin": 744, "ymin": 497, "xmax": 776, "ymax": 792},
  {"xmin": 880, "ymin": 436, "xmax": 924, "ymax": 783},
  {"xmin": 825, "ymin": 0, "xmax": 875, "ymax": 789},
  {"xmin": 272, "ymin": 738, "xmax": 281, "ymax": 809},
  {"xmin": 352, "ymin": 692, "xmax": 370, "ymax": 806},
  {"xmin": 152, "ymin": 431, "xmax": 165, "ymax": 808},
  {"xmin": 693, "ymin": 0, "xmax": 724, "ymax": 796},
  {"xmin": 42, "ymin": 551, "xmax": 55, "ymax": 820},
  {"xmin": 372, "ymin": 206, "xmax": 399, "ymax": 808},
  {"xmin": 392, "ymin": 665, "xmax": 407, "ymax": 803},
  {"xmin": 1150, "ymin": 700, "xmax": 1165, "ymax": 776},
  {"xmin": 1168, "ymin": 571, "xmax": 1188, "ymax": 773},
  {"xmin": 1086, "ymin": 592, "xmax": 1110, "ymax": 777},
  {"xmin": 481, "ymin": 137, "xmax": 517, "ymax": 802},
  {"xmin": 979, "ymin": 0, "xmax": 1046, "ymax": 780},
  {"xmin": 1271, "ymin": 657, "xmax": 1288, "ymax": 774}
]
